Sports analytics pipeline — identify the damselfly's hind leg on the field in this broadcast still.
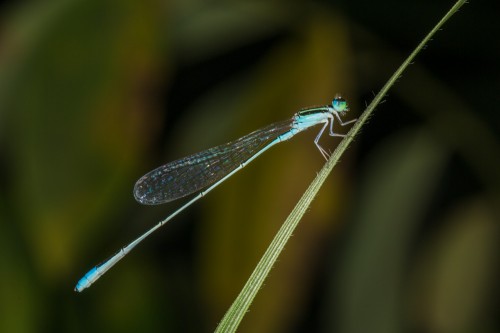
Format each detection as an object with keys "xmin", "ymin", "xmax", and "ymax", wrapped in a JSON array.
[
  {"xmin": 315, "ymin": 115, "xmax": 357, "ymax": 160},
  {"xmin": 314, "ymin": 121, "xmax": 331, "ymax": 160},
  {"xmin": 327, "ymin": 115, "xmax": 346, "ymax": 138}
]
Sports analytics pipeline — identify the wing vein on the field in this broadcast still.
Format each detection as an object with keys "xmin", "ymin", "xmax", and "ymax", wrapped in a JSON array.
[{"xmin": 134, "ymin": 120, "xmax": 292, "ymax": 205}]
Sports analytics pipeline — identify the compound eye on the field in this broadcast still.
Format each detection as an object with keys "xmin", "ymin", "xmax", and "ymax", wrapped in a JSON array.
[{"xmin": 332, "ymin": 96, "xmax": 348, "ymax": 112}]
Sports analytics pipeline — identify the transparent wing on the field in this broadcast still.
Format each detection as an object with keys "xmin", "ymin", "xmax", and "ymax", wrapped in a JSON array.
[{"xmin": 134, "ymin": 120, "xmax": 293, "ymax": 205}]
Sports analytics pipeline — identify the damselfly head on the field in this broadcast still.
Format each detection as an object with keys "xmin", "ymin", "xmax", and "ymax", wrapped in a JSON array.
[{"xmin": 332, "ymin": 95, "xmax": 349, "ymax": 114}]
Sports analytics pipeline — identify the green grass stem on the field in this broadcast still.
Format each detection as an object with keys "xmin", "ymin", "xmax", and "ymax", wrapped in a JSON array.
[{"xmin": 214, "ymin": 1, "xmax": 468, "ymax": 332}]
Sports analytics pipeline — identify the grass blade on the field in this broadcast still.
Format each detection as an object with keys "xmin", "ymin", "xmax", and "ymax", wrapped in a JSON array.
[{"xmin": 215, "ymin": 1, "xmax": 468, "ymax": 332}]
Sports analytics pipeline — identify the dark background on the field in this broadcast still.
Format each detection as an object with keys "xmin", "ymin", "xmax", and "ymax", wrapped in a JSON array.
[{"xmin": 0, "ymin": 1, "xmax": 498, "ymax": 332}]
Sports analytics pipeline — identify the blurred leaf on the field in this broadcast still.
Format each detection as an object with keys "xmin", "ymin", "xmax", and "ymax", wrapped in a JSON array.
[
  {"xmin": 0, "ymin": 0, "xmax": 165, "ymax": 332},
  {"xmin": 334, "ymin": 129, "xmax": 447, "ymax": 333},
  {"xmin": 172, "ymin": 1, "xmax": 297, "ymax": 63},
  {"xmin": 409, "ymin": 199, "xmax": 499, "ymax": 333}
]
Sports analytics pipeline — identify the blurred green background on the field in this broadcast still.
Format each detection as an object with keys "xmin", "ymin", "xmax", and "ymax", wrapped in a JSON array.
[{"xmin": 0, "ymin": 0, "xmax": 498, "ymax": 332}]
